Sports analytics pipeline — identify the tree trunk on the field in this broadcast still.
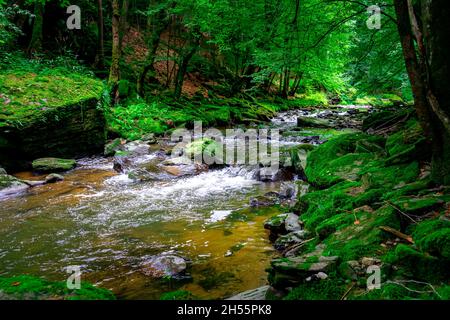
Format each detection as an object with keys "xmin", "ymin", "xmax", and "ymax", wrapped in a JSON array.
[
  {"xmin": 395, "ymin": 0, "xmax": 450, "ymax": 184},
  {"xmin": 137, "ymin": 5, "xmax": 171, "ymax": 96},
  {"xmin": 27, "ymin": 1, "xmax": 45, "ymax": 54},
  {"xmin": 393, "ymin": 0, "xmax": 432, "ymax": 137},
  {"xmin": 421, "ymin": 0, "xmax": 450, "ymax": 184},
  {"xmin": 108, "ymin": 0, "xmax": 128, "ymax": 99},
  {"xmin": 109, "ymin": 0, "xmax": 121, "ymax": 99},
  {"xmin": 174, "ymin": 33, "xmax": 201, "ymax": 99},
  {"xmin": 94, "ymin": 0, "xmax": 105, "ymax": 70}
]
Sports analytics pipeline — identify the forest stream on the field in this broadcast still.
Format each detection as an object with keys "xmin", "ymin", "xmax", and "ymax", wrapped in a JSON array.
[{"xmin": 0, "ymin": 106, "xmax": 363, "ymax": 300}]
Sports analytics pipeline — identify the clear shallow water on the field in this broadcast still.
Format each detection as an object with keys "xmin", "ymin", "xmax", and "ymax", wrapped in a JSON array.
[{"xmin": 0, "ymin": 162, "xmax": 281, "ymax": 299}]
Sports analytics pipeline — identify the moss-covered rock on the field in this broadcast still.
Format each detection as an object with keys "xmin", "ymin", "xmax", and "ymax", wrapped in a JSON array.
[
  {"xmin": 32, "ymin": 158, "xmax": 76, "ymax": 173},
  {"xmin": 305, "ymin": 133, "xmax": 380, "ymax": 188},
  {"xmin": 284, "ymin": 277, "xmax": 346, "ymax": 300},
  {"xmin": 412, "ymin": 218, "xmax": 450, "ymax": 259},
  {"xmin": 385, "ymin": 119, "xmax": 429, "ymax": 165},
  {"xmin": 0, "ymin": 275, "xmax": 115, "ymax": 300},
  {"xmin": 0, "ymin": 174, "xmax": 29, "ymax": 198},
  {"xmin": 104, "ymin": 138, "xmax": 124, "ymax": 157},
  {"xmin": 0, "ymin": 72, "xmax": 105, "ymax": 172},
  {"xmin": 383, "ymin": 244, "xmax": 449, "ymax": 282},
  {"xmin": 184, "ymin": 138, "xmax": 222, "ymax": 162},
  {"xmin": 268, "ymin": 255, "xmax": 339, "ymax": 288},
  {"xmin": 362, "ymin": 108, "xmax": 412, "ymax": 132}
]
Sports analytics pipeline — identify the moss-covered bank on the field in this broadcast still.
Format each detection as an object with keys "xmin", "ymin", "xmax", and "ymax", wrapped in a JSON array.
[
  {"xmin": 0, "ymin": 275, "xmax": 115, "ymax": 300},
  {"xmin": 0, "ymin": 72, "xmax": 105, "ymax": 171},
  {"xmin": 266, "ymin": 115, "xmax": 450, "ymax": 300}
]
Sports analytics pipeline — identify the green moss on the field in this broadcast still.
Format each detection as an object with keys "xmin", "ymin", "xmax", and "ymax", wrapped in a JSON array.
[
  {"xmin": 0, "ymin": 275, "xmax": 115, "ymax": 300},
  {"xmin": 385, "ymin": 120, "xmax": 428, "ymax": 165},
  {"xmin": 412, "ymin": 218, "xmax": 450, "ymax": 259},
  {"xmin": 284, "ymin": 277, "xmax": 346, "ymax": 300},
  {"xmin": 352, "ymin": 282, "xmax": 447, "ymax": 300},
  {"xmin": 160, "ymin": 290, "xmax": 197, "ymax": 300},
  {"xmin": 0, "ymin": 72, "xmax": 102, "ymax": 128},
  {"xmin": 32, "ymin": 158, "xmax": 76, "ymax": 173},
  {"xmin": 305, "ymin": 133, "xmax": 376, "ymax": 188},
  {"xmin": 316, "ymin": 213, "xmax": 357, "ymax": 240},
  {"xmin": 184, "ymin": 138, "xmax": 221, "ymax": 159},
  {"xmin": 287, "ymin": 92, "xmax": 329, "ymax": 108},
  {"xmin": 383, "ymin": 244, "xmax": 449, "ymax": 282},
  {"xmin": 390, "ymin": 195, "xmax": 447, "ymax": 215}
]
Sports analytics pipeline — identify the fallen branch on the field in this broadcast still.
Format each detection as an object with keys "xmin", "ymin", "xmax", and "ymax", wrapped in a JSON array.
[
  {"xmin": 340, "ymin": 283, "xmax": 355, "ymax": 300},
  {"xmin": 386, "ymin": 280, "xmax": 442, "ymax": 299},
  {"xmin": 385, "ymin": 201, "xmax": 418, "ymax": 224},
  {"xmin": 379, "ymin": 226, "xmax": 414, "ymax": 244}
]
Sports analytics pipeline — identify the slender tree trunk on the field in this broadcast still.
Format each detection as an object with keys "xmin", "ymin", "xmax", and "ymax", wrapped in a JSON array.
[
  {"xmin": 109, "ymin": 0, "xmax": 121, "ymax": 100},
  {"xmin": 174, "ymin": 33, "xmax": 201, "ymax": 99},
  {"xmin": 109, "ymin": 0, "xmax": 128, "ymax": 101},
  {"xmin": 95, "ymin": 0, "xmax": 105, "ymax": 70},
  {"xmin": 137, "ymin": 5, "xmax": 171, "ymax": 96},
  {"xmin": 27, "ymin": 1, "xmax": 45, "ymax": 54}
]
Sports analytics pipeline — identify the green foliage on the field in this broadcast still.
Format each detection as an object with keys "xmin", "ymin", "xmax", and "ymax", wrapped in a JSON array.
[
  {"xmin": 284, "ymin": 276, "xmax": 346, "ymax": 300},
  {"xmin": 0, "ymin": 4, "xmax": 30, "ymax": 48},
  {"xmin": 0, "ymin": 275, "xmax": 115, "ymax": 300}
]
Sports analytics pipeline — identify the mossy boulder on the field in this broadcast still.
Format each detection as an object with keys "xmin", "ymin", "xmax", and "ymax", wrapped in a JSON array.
[
  {"xmin": 160, "ymin": 290, "xmax": 197, "ymax": 300},
  {"xmin": 0, "ymin": 275, "xmax": 115, "ymax": 300},
  {"xmin": 0, "ymin": 72, "xmax": 105, "ymax": 172},
  {"xmin": 305, "ymin": 133, "xmax": 381, "ymax": 188},
  {"xmin": 32, "ymin": 158, "xmax": 76, "ymax": 173},
  {"xmin": 384, "ymin": 244, "xmax": 449, "ymax": 282},
  {"xmin": 362, "ymin": 108, "xmax": 412, "ymax": 132},
  {"xmin": 412, "ymin": 218, "xmax": 450, "ymax": 259},
  {"xmin": 385, "ymin": 119, "xmax": 429, "ymax": 165},
  {"xmin": 0, "ymin": 174, "xmax": 29, "ymax": 198},
  {"xmin": 104, "ymin": 138, "xmax": 124, "ymax": 157},
  {"xmin": 184, "ymin": 138, "xmax": 222, "ymax": 163},
  {"xmin": 268, "ymin": 255, "xmax": 339, "ymax": 289}
]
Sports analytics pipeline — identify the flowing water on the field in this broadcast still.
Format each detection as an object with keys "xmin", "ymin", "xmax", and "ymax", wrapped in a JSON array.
[{"xmin": 0, "ymin": 107, "xmax": 363, "ymax": 299}]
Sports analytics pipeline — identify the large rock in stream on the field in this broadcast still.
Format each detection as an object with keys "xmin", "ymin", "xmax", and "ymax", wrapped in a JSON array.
[
  {"xmin": 140, "ymin": 253, "xmax": 192, "ymax": 280},
  {"xmin": 32, "ymin": 158, "xmax": 76, "ymax": 173}
]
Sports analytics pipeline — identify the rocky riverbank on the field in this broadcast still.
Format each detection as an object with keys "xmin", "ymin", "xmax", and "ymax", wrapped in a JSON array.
[{"xmin": 261, "ymin": 109, "xmax": 450, "ymax": 300}]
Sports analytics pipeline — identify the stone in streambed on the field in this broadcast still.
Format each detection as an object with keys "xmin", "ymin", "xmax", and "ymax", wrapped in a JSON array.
[
  {"xmin": 32, "ymin": 158, "xmax": 76, "ymax": 173},
  {"xmin": 264, "ymin": 213, "xmax": 288, "ymax": 236},
  {"xmin": 128, "ymin": 168, "xmax": 160, "ymax": 182},
  {"xmin": 284, "ymin": 213, "xmax": 302, "ymax": 232},
  {"xmin": 104, "ymin": 138, "xmax": 124, "ymax": 157},
  {"xmin": 140, "ymin": 253, "xmax": 191, "ymax": 280},
  {"xmin": 0, "ymin": 174, "xmax": 30, "ymax": 198},
  {"xmin": 45, "ymin": 173, "xmax": 64, "ymax": 183},
  {"xmin": 141, "ymin": 133, "xmax": 157, "ymax": 144},
  {"xmin": 113, "ymin": 156, "xmax": 132, "ymax": 173}
]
